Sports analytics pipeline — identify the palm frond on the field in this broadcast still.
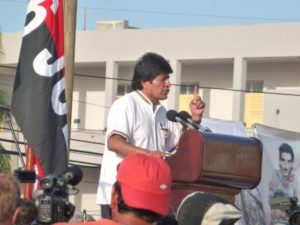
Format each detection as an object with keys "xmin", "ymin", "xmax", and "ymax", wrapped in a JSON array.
[{"xmin": 0, "ymin": 144, "xmax": 11, "ymax": 172}]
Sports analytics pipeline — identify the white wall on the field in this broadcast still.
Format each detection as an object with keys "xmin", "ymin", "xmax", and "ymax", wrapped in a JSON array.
[
  {"xmin": 65, "ymin": 166, "xmax": 101, "ymax": 219},
  {"xmin": 248, "ymin": 61, "xmax": 300, "ymax": 89},
  {"xmin": 263, "ymin": 88, "xmax": 300, "ymax": 133}
]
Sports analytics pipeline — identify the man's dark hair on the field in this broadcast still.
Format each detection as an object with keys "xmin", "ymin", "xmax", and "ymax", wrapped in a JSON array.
[
  {"xmin": 113, "ymin": 181, "xmax": 162, "ymax": 223},
  {"xmin": 15, "ymin": 198, "xmax": 36, "ymax": 225},
  {"xmin": 279, "ymin": 143, "xmax": 294, "ymax": 161},
  {"xmin": 131, "ymin": 52, "xmax": 173, "ymax": 90}
]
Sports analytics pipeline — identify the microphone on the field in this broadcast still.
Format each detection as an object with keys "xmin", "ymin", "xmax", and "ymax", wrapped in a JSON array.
[
  {"xmin": 166, "ymin": 110, "xmax": 195, "ymax": 129},
  {"xmin": 179, "ymin": 110, "xmax": 212, "ymax": 132},
  {"xmin": 62, "ymin": 166, "xmax": 83, "ymax": 186},
  {"xmin": 178, "ymin": 111, "xmax": 200, "ymax": 129},
  {"xmin": 0, "ymin": 104, "xmax": 11, "ymax": 112}
]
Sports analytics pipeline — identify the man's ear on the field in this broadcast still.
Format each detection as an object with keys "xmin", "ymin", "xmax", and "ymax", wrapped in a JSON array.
[
  {"xmin": 141, "ymin": 80, "xmax": 151, "ymax": 90},
  {"xmin": 141, "ymin": 80, "xmax": 147, "ymax": 89}
]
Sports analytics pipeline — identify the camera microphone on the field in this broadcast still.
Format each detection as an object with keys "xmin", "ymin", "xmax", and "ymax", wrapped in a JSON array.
[
  {"xmin": 62, "ymin": 166, "xmax": 83, "ymax": 186},
  {"xmin": 14, "ymin": 168, "xmax": 37, "ymax": 183}
]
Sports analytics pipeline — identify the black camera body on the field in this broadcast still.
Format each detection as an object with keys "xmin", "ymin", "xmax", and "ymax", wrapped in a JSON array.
[
  {"xmin": 34, "ymin": 175, "xmax": 75, "ymax": 224},
  {"xmin": 15, "ymin": 166, "xmax": 83, "ymax": 225},
  {"xmin": 286, "ymin": 197, "xmax": 300, "ymax": 225}
]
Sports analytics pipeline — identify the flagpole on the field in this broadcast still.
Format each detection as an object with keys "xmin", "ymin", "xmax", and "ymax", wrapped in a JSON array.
[
  {"xmin": 24, "ymin": 146, "xmax": 34, "ymax": 199},
  {"xmin": 64, "ymin": 0, "xmax": 77, "ymax": 158}
]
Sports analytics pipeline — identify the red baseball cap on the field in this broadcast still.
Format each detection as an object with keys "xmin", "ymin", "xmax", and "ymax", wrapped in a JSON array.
[{"xmin": 116, "ymin": 153, "xmax": 172, "ymax": 216}]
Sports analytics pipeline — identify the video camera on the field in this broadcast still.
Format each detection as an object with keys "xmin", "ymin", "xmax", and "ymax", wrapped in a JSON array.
[
  {"xmin": 270, "ymin": 193, "xmax": 300, "ymax": 225},
  {"xmin": 1, "ymin": 106, "xmax": 83, "ymax": 224},
  {"xmin": 15, "ymin": 166, "xmax": 83, "ymax": 224}
]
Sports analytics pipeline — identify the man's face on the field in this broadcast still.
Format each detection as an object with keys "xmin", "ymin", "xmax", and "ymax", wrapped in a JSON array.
[
  {"xmin": 279, "ymin": 152, "xmax": 293, "ymax": 178},
  {"xmin": 142, "ymin": 74, "xmax": 171, "ymax": 104}
]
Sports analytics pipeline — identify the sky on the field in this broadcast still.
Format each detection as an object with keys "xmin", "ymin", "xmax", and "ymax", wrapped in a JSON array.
[{"xmin": 1, "ymin": 0, "xmax": 300, "ymax": 32}]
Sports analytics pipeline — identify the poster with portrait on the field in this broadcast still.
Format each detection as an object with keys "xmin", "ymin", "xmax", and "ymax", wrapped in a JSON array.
[{"xmin": 254, "ymin": 124, "xmax": 300, "ymax": 225}]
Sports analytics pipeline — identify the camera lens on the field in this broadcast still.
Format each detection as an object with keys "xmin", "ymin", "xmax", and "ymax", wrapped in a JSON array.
[
  {"xmin": 40, "ymin": 177, "xmax": 55, "ymax": 189},
  {"xmin": 289, "ymin": 210, "xmax": 300, "ymax": 225}
]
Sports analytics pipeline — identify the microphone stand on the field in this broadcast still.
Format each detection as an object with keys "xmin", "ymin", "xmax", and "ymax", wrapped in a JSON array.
[
  {"xmin": 1, "ymin": 106, "xmax": 36, "ymax": 200},
  {"xmin": 3, "ymin": 108, "xmax": 26, "ymax": 168}
]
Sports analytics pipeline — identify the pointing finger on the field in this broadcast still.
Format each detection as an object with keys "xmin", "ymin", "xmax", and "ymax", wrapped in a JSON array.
[{"xmin": 194, "ymin": 85, "xmax": 199, "ymax": 99}]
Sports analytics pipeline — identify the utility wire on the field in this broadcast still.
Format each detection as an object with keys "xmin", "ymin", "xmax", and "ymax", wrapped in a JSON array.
[
  {"xmin": 78, "ymin": 5, "xmax": 300, "ymax": 22},
  {"xmin": 0, "ymin": 132, "xmax": 105, "ymax": 146},
  {"xmin": 0, "ymin": 0, "xmax": 27, "ymax": 3},
  {"xmin": 1, "ymin": 0, "xmax": 300, "ymax": 23},
  {"xmin": 1, "ymin": 65, "xmax": 300, "ymax": 97}
]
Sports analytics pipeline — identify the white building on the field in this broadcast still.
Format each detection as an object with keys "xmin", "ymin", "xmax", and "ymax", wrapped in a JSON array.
[{"xmin": 1, "ymin": 21, "xmax": 300, "ymax": 218}]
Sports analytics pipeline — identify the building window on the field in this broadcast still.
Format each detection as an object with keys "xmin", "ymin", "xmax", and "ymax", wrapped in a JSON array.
[
  {"xmin": 117, "ymin": 84, "xmax": 132, "ymax": 96},
  {"xmin": 179, "ymin": 83, "xmax": 198, "ymax": 113},
  {"xmin": 180, "ymin": 83, "xmax": 198, "ymax": 94},
  {"xmin": 246, "ymin": 80, "xmax": 263, "ymax": 92},
  {"xmin": 244, "ymin": 80, "xmax": 264, "ymax": 128}
]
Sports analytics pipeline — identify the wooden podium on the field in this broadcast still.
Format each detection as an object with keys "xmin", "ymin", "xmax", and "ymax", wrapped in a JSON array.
[{"xmin": 166, "ymin": 129, "xmax": 263, "ymax": 211}]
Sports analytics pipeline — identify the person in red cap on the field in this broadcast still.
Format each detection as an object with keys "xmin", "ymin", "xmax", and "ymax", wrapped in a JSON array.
[{"xmin": 55, "ymin": 153, "xmax": 172, "ymax": 225}]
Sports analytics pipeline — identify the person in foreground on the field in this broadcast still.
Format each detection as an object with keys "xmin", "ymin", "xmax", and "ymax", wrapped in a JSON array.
[
  {"xmin": 55, "ymin": 153, "xmax": 172, "ymax": 225},
  {"xmin": 97, "ymin": 52, "xmax": 205, "ymax": 218},
  {"xmin": 176, "ymin": 192, "xmax": 242, "ymax": 225},
  {"xmin": 0, "ymin": 172, "xmax": 21, "ymax": 225}
]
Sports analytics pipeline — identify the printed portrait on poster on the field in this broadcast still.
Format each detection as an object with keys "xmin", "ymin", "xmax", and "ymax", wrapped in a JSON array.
[{"xmin": 255, "ymin": 124, "xmax": 300, "ymax": 225}]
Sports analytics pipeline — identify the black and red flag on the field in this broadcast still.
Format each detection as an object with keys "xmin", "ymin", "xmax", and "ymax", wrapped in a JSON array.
[{"xmin": 12, "ymin": 0, "xmax": 68, "ymax": 177}]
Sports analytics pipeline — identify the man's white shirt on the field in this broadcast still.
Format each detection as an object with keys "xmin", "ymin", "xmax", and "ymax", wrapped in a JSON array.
[{"xmin": 96, "ymin": 91, "xmax": 181, "ymax": 205}]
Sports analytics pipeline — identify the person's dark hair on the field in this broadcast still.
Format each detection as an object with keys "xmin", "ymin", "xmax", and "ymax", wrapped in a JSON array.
[
  {"xmin": 113, "ymin": 181, "xmax": 162, "ymax": 223},
  {"xmin": 15, "ymin": 198, "xmax": 36, "ymax": 225},
  {"xmin": 0, "ymin": 172, "xmax": 20, "ymax": 224},
  {"xmin": 131, "ymin": 52, "xmax": 173, "ymax": 90},
  {"xmin": 279, "ymin": 143, "xmax": 294, "ymax": 161},
  {"xmin": 157, "ymin": 212, "xmax": 179, "ymax": 225}
]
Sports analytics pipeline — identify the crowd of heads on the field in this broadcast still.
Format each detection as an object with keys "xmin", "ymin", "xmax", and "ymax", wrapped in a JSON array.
[
  {"xmin": 107, "ymin": 153, "xmax": 243, "ymax": 225},
  {"xmin": 105, "ymin": 152, "xmax": 243, "ymax": 225},
  {"xmin": 0, "ymin": 153, "xmax": 243, "ymax": 225}
]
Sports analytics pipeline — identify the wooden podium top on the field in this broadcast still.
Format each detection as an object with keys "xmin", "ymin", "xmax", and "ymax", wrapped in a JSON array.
[{"xmin": 166, "ymin": 129, "xmax": 263, "ymax": 190}]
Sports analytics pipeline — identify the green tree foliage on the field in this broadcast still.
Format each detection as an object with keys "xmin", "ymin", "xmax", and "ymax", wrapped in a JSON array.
[{"xmin": 0, "ymin": 144, "xmax": 11, "ymax": 172}]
